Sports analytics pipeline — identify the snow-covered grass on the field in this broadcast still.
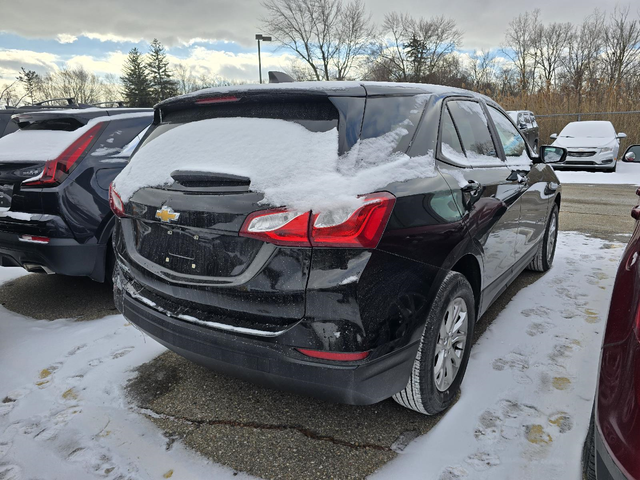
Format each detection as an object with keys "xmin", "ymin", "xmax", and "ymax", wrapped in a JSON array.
[
  {"xmin": 0, "ymin": 268, "xmax": 250, "ymax": 480},
  {"xmin": 554, "ymin": 161, "xmax": 640, "ymax": 185},
  {"xmin": 0, "ymin": 232, "xmax": 623, "ymax": 479},
  {"xmin": 373, "ymin": 232, "xmax": 622, "ymax": 480}
]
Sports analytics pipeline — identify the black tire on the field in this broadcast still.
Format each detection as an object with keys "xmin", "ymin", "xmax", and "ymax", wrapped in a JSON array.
[
  {"xmin": 582, "ymin": 408, "xmax": 596, "ymax": 480},
  {"xmin": 528, "ymin": 203, "xmax": 559, "ymax": 272},
  {"xmin": 393, "ymin": 272, "xmax": 476, "ymax": 415}
]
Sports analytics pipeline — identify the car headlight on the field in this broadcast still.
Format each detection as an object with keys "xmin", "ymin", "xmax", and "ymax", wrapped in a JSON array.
[{"xmin": 600, "ymin": 147, "xmax": 613, "ymax": 153}]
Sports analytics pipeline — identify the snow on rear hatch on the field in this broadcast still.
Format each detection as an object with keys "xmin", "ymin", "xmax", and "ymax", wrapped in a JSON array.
[{"xmin": 113, "ymin": 105, "xmax": 438, "ymax": 212}]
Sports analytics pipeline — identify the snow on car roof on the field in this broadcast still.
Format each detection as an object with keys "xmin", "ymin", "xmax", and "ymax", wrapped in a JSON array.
[
  {"xmin": 0, "ymin": 112, "xmax": 152, "ymax": 162},
  {"xmin": 559, "ymin": 121, "xmax": 616, "ymax": 138}
]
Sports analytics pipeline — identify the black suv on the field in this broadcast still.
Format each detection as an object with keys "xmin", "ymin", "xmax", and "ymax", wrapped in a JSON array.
[
  {"xmin": 111, "ymin": 83, "xmax": 566, "ymax": 414},
  {"xmin": 0, "ymin": 107, "xmax": 152, "ymax": 281}
]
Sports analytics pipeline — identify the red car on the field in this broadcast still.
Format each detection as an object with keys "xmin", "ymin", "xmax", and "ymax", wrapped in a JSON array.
[{"xmin": 583, "ymin": 188, "xmax": 640, "ymax": 479}]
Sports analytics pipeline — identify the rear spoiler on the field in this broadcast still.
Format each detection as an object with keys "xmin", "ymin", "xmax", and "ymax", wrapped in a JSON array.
[{"xmin": 11, "ymin": 108, "xmax": 153, "ymax": 129}]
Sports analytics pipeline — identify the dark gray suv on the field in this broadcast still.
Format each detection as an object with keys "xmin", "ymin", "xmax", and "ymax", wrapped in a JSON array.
[{"xmin": 508, "ymin": 110, "xmax": 540, "ymax": 153}]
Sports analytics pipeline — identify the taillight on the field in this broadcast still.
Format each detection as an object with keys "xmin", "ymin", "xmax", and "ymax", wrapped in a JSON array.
[
  {"xmin": 195, "ymin": 96, "xmax": 239, "ymax": 105},
  {"xmin": 311, "ymin": 193, "xmax": 396, "ymax": 248},
  {"xmin": 23, "ymin": 123, "xmax": 104, "ymax": 187},
  {"xmin": 239, "ymin": 193, "xmax": 396, "ymax": 249},
  {"xmin": 18, "ymin": 235, "xmax": 49, "ymax": 244},
  {"xmin": 296, "ymin": 348, "xmax": 370, "ymax": 361},
  {"xmin": 240, "ymin": 209, "xmax": 311, "ymax": 247},
  {"xmin": 109, "ymin": 184, "xmax": 126, "ymax": 218}
]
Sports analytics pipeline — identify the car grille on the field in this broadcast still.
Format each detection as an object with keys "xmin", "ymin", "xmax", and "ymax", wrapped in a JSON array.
[{"xmin": 567, "ymin": 151, "xmax": 597, "ymax": 157}]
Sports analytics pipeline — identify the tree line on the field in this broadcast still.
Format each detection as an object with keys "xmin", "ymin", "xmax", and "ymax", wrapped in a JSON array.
[{"xmin": 1, "ymin": 1, "xmax": 639, "ymax": 118}]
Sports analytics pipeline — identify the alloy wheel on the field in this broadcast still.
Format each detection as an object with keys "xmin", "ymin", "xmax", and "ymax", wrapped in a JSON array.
[{"xmin": 434, "ymin": 297, "xmax": 469, "ymax": 392}]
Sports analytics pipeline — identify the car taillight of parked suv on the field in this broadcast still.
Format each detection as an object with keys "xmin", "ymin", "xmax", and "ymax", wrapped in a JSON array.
[
  {"xmin": 583, "ymin": 189, "xmax": 640, "ymax": 479},
  {"xmin": 111, "ymin": 82, "xmax": 566, "ymax": 414},
  {"xmin": 0, "ymin": 107, "xmax": 152, "ymax": 281}
]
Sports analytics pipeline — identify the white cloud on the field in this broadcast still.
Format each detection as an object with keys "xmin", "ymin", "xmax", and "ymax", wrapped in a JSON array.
[
  {"xmin": 56, "ymin": 34, "xmax": 77, "ymax": 44},
  {"xmin": 0, "ymin": 45, "xmax": 295, "ymax": 84},
  {"xmin": 83, "ymin": 32, "xmax": 142, "ymax": 43}
]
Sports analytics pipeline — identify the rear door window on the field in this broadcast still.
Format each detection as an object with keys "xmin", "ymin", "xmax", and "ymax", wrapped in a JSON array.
[
  {"xmin": 446, "ymin": 100, "xmax": 498, "ymax": 163},
  {"xmin": 360, "ymin": 96, "xmax": 427, "ymax": 154}
]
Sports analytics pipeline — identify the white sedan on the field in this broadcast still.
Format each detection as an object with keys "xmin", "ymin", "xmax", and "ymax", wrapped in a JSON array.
[{"xmin": 550, "ymin": 120, "xmax": 626, "ymax": 172}]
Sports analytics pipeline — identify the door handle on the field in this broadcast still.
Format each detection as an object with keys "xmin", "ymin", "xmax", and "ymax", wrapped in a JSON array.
[
  {"xmin": 507, "ymin": 171, "xmax": 527, "ymax": 183},
  {"xmin": 462, "ymin": 181, "xmax": 482, "ymax": 193}
]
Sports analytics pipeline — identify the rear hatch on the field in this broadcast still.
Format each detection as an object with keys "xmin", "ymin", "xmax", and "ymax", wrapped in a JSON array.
[
  {"xmin": 0, "ymin": 113, "xmax": 96, "ymax": 209},
  {"xmin": 117, "ymin": 89, "xmax": 367, "ymax": 330}
]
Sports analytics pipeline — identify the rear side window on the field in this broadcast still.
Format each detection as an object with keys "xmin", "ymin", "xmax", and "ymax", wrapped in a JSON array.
[
  {"xmin": 446, "ymin": 101, "xmax": 498, "ymax": 161},
  {"xmin": 440, "ymin": 107, "xmax": 464, "ymax": 157},
  {"xmin": 360, "ymin": 96, "xmax": 427, "ymax": 154},
  {"xmin": 487, "ymin": 106, "xmax": 527, "ymax": 158},
  {"xmin": 89, "ymin": 117, "xmax": 152, "ymax": 157}
]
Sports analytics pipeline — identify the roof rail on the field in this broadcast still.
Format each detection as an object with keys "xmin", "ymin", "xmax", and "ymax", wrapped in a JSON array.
[
  {"xmin": 92, "ymin": 101, "xmax": 126, "ymax": 108},
  {"xmin": 34, "ymin": 97, "xmax": 76, "ymax": 106}
]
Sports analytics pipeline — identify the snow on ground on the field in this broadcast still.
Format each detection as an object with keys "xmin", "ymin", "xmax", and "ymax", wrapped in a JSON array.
[
  {"xmin": 0, "ymin": 232, "xmax": 624, "ymax": 480},
  {"xmin": 0, "ymin": 268, "xmax": 251, "ymax": 480},
  {"xmin": 554, "ymin": 161, "xmax": 640, "ymax": 185},
  {"xmin": 373, "ymin": 232, "xmax": 623, "ymax": 480}
]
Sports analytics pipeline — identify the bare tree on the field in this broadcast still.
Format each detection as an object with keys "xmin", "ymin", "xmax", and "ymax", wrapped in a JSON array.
[
  {"xmin": 0, "ymin": 81, "xmax": 17, "ymax": 107},
  {"xmin": 560, "ymin": 12, "xmax": 604, "ymax": 107},
  {"xmin": 502, "ymin": 9, "xmax": 541, "ymax": 94},
  {"xmin": 534, "ymin": 22, "xmax": 572, "ymax": 92},
  {"xmin": 261, "ymin": 0, "xmax": 373, "ymax": 80},
  {"xmin": 39, "ymin": 67, "xmax": 103, "ymax": 104},
  {"xmin": 367, "ymin": 13, "xmax": 462, "ymax": 83},
  {"xmin": 468, "ymin": 50, "xmax": 497, "ymax": 91},
  {"xmin": 602, "ymin": 6, "xmax": 640, "ymax": 88}
]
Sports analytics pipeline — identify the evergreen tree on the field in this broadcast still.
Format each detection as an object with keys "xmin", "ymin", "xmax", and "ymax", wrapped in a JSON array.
[
  {"xmin": 147, "ymin": 39, "xmax": 178, "ymax": 103},
  {"xmin": 17, "ymin": 68, "xmax": 41, "ymax": 105},
  {"xmin": 121, "ymin": 48, "xmax": 153, "ymax": 107}
]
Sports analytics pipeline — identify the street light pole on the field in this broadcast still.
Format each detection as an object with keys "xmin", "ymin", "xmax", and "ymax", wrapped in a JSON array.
[{"xmin": 255, "ymin": 34, "xmax": 272, "ymax": 84}]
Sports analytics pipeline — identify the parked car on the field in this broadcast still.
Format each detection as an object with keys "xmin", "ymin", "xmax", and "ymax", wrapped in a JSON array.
[
  {"xmin": 110, "ymin": 82, "xmax": 566, "ymax": 413},
  {"xmin": 507, "ymin": 110, "xmax": 539, "ymax": 153},
  {"xmin": 623, "ymin": 144, "xmax": 640, "ymax": 163},
  {"xmin": 550, "ymin": 120, "xmax": 626, "ymax": 172},
  {"xmin": 583, "ymin": 188, "xmax": 640, "ymax": 480},
  {"xmin": 0, "ymin": 107, "xmax": 152, "ymax": 282},
  {"xmin": 0, "ymin": 98, "xmax": 93, "ymax": 139}
]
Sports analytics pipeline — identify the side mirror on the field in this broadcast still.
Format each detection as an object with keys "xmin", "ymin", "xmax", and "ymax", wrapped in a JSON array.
[
  {"xmin": 617, "ymin": 132, "xmax": 627, "ymax": 139},
  {"xmin": 519, "ymin": 123, "xmax": 527, "ymax": 129},
  {"xmin": 623, "ymin": 145, "xmax": 640, "ymax": 162},
  {"xmin": 540, "ymin": 145, "xmax": 566, "ymax": 164},
  {"xmin": 550, "ymin": 133, "xmax": 558, "ymax": 140}
]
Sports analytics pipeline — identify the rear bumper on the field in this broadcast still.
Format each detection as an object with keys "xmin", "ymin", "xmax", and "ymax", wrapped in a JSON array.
[
  {"xmin": 115, "ymin": 275, "xmax": 419, "ymax": 405},
  {"xmin": 0, "ymin": 230, "xmax": 104, "ymax": 278},
  {"xmin": 595, "ymin": 423, "xmax": 630, "ymax": 480}
]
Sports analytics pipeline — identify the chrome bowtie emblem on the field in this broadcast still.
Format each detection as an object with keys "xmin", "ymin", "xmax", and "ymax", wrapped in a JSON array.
[{"xmin": 155, "ymin": 206, "xmax": 180, "ymax": 223}]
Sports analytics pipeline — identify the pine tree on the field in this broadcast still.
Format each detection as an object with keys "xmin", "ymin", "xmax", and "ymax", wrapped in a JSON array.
[
  {"xmin": 17, "ymin": 68, "xmax": 41, "ymax": 105},
  {"xmin": 147, "ymin": 39, "xmax": 178, "ymax": 103},
  {"xmin": 121, "ymin": 48, "xmax": 153, "ymax": 107}
]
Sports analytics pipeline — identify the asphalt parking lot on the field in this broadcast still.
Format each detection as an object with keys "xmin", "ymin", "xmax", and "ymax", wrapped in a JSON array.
[{"xmin": 0, "ymin": 182, "xmax": 637, "ymax": 479}]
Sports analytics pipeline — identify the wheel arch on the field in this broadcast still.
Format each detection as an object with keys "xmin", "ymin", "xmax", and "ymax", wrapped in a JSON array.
[{"xmin": 451, "ymin": 254, "xmax": 482, "ymax": 317}]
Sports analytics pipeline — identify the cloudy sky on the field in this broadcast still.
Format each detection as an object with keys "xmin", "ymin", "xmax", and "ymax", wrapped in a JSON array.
[{"xmin": 0, "ymin": 0, "xmax": 628, "ymax": 85}]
